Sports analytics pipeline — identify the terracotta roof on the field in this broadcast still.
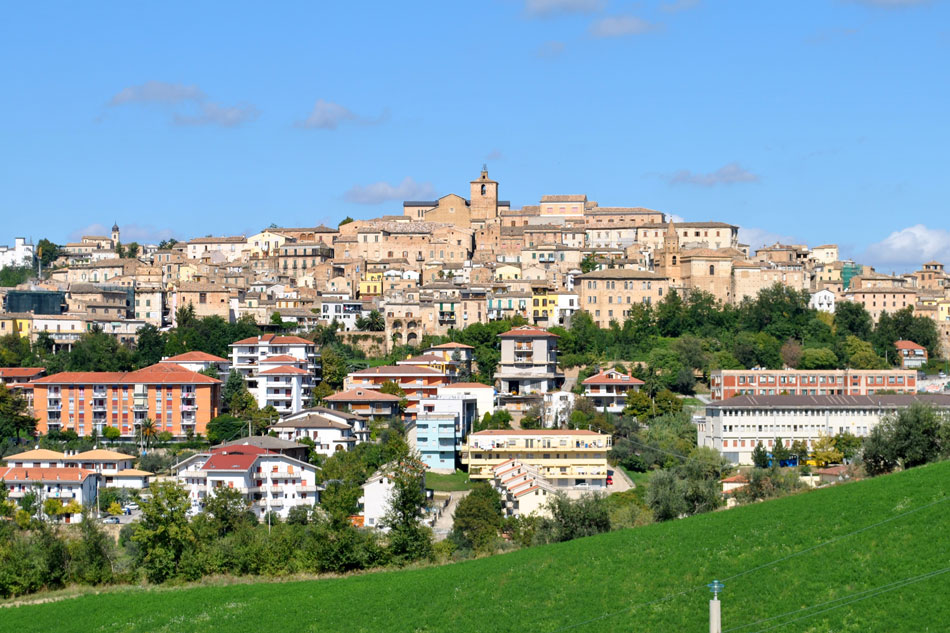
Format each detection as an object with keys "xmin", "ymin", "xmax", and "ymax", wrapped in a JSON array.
[
  {"xmin": 894, "ymin": 340, "xmax": 925, "ymax": 351},
  {"xmin": 471, "ymin": 429, "xmax": 603, "ymax": 436},
  {"xmin": 259, "ymin": 365, "xmax": 310, "ymax": 375},
  {"xmin": 68, "ymin": 449, "xmax": 135, "ymax": 461},
  {"xmin": 349, "ymin": 365, "xmax": 444, "ymax": 376},
  {"xmin": 428, "ymin": 342, "xmax": 474, "ymax": 350},
  {"xmin": 114, "ymin": 468, "xmax": 153, "ymax": 477},
  {"xmin": 162, "ymin": 351, "xmax": 228, "ymax": 363},
  {"xmin": 0, "ymin": 367, "xmax": 46, "ymax": 378},
  {"xmin": 33, "ymin": 363, "xmax": 221, "ymax": 385},
  {"xmin": 231, "ymin": 334, "xmax": 313, "ymax": 346},
  {"xmin": 499, "ymin": 325, "xmax": 558, "ymax": 338},
  {"xmin": 0, "ymin": 466, "xmax": 95, "ymax": 483},
  {"xmin": 583, "ymin": 370, "xmax": 644, "ymax": 386},
  {"xmin": 202, "ymin": 453, "xmax": 259, "ymax": 471},
  {"xmin": 721, "ymin": 474, "xmax": 749, "ymax": 484},
  {"xmin": 324, "ymin": 389, "xmax": 402, "ymax": 402},
  {"xmin": 4, "ymin": 449, "xmax": 66, "ymax": 462},
  {"xmin": 398, "ymin": 354, "xmax": 445, "ymax": 364}
]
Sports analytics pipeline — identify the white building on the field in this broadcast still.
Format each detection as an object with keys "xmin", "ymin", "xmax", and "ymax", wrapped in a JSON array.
[
  {"xmin": 582, "ymin": 369, "xmax": 643, "ymax": 413},
  {"xmin": 229, "ymin": 334, "xmax": 319, "ymax": 412},
  {"xmin": 319, "ymin": 299, "xmax": 368, "ymax": 331},
  {"xmin": 410, "ymin": 394, "xmax": 478, "ymax": 471},
  {"xmin": 437, "ymin": 382, "xmax": 494, "ymax": 420},
  {"xmin": 173, "ymin": 445, "xmax": 319, "ymax": 520},
  {"xmin": 160, "ymin": 351, "xmax": 231, "ymax": 379},
  {"xmin": 697, "ymin": 393, "xmax": 950, "ymax": 465},
  {"xmin": 0, "ymin": 237, "xmax": 35, "ymax": 269},
  {"xmin": 0, "ymin": 466, "xmax": 99, "ymax": 523},
  {"xmin": 809, "ymin": 288, "xmax": 836, "ymax": 313},
  {"xmin": 4, "ymin": 448, "xmax": 151, "ymax": 489},
  {"xmin": 359, "ymin": 460, "xmax": 426, "ymax": 530},
  {"xmin": 543, "ymin": 390, "xmax": 576, "ymax": 428},
  {"xmin": 269, "ymin": 408, "xmax": 370, "ymax": 455},
  {"xmin": 489, "ymin": 459, "xmax": 556, "ymax": 518}
]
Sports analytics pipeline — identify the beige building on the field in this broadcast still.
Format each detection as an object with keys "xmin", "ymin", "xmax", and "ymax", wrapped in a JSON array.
[
  {"xmin": 402, "ymin": 168, "xmax": 509, "ymax": 229},
  {"xmin": 577, "ymin": 269, "xmax": 669, "ymax": 327},
  {"xmin": 843, "ymin": 287, "xmax": 918, "ymax": 321}
]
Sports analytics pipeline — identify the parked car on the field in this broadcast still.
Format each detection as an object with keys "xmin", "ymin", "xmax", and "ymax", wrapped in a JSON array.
[
  {"xmin": 103, "ymin": 516, "xmax": 121, "ymax": 524},
  {"xmin": 123, "ymin": 503, "xmax": 139, "ymax": 513},
  {"xmin": 606, "ymin": 475, "xmax": 614, "ymax": 486}
]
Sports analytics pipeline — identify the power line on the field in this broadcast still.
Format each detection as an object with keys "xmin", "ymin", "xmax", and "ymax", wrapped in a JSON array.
[
  {"xmin": 546, "ymin": 494, "xmax": 948, "ymax": 633},
  {"xmin": 732, "ymin": 566, "xmax": 950, "ymax": 633}
]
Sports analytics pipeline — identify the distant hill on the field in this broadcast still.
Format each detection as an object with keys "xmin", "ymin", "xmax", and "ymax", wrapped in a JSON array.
[{"xmin": 4, "ymin": 462, "xmax": 949, "ymax": 633}]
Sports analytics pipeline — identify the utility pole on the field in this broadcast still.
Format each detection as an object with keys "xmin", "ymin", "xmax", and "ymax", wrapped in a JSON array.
[{"xmin": 707, "ymin": 580, "xmax": 724, "ymax": 633}]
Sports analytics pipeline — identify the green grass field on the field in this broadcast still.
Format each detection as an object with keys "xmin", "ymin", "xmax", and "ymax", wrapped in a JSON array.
[
  {"xmin": 425, "ymin": 469, "xmax": 475, "ymax": 492},
  {"xmin": 4, "ymin": 462, "xmax": 949, "ymax": 633}
]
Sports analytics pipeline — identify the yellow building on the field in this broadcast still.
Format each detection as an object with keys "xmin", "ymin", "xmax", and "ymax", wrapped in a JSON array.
[
  {"xmin": 359, "ymin": 271, "xmax": 383, "ymax": 297},
  {"xmin": 495, "ymin": 264, "xmax": 521, "ymax": 281},
  {"xmin": 0, "ymin": 314, "xmax": 32, "ymax": 338},
  {"xmin": 462, "ymin": 429, "xmax": 611, "ymax": 489},
  {"xmin": 531, "ymin": 288, "xmax": 555, "ymax": 324}
]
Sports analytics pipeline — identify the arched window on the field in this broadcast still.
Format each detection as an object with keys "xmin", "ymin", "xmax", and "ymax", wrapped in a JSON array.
[
  {"xmin": 672, "ymin": 256, "xmax": 677, "ymax": 265},
  {"xmin": 709, "ymin": 265, "xmax": 715, "ymax": 275},
  {"xmin": 481, "ymin": 184, "xmax": 486, "ymax": 195}
]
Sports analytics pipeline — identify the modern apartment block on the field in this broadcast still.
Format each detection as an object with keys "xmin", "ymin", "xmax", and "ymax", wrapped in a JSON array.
[
  {"xmin": 494, "ymin": 326, "xmax": 564, "ymax": 396},
  {"xmin": 697, "ymin": 393, "xmax": 950, "ymax": 465},
  {"xmin": 173, "ymin": 444, "xmax": 319, "ymax": 520},
  {"xmin": 709, "ymin": 368, "xmax": 917, "ymax": 400},
  {"xmin": 229, "ymin": 334, "xmax": 320, "ymax": 413},
  {"xmin": 489, "ymin": 459, "xmax": 556, "ymax": 518},
  {"xmin": 344, "ymin": 365, "xmax": 448, "ymax": 418},
  {"xmin": 0, "ymin": 466, "xmax": 98, "ymax": 523},
  {"xmin": 31, "ymin": 363, "xmax": 221, "ymax": 438},
  {"xmin": 582, "ymin": 369, "xmax": 644, "ymax": 413},
  {"xmin": 461, "ymin": 429, "xmax": 611, "ymax": 489},
  {"xmin": 410, "ymin": 394, "xmax": 477, "ymax": 471}
]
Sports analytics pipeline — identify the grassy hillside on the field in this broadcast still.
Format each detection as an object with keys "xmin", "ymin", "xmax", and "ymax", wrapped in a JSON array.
[{"xmin": 4, "ymin": 462, "xmax": 949, "ymax": 633}]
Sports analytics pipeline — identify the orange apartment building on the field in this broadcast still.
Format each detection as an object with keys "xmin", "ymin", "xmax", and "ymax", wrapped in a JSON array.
[
  {"xmin": 343, "ymin": 365, "xmax": 448, "ymax": 418},
  {"xmin": 709, "ymin": 368, "xmax": 917, "ymax": 400},
  {"xmin": 31, "ymin": 363, "xmax": 221, "ymax": 438}
]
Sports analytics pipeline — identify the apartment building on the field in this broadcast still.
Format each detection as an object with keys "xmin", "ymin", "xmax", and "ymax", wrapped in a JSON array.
[
  {"xmin": 0, "ymin": 466, "xmax": 99, "ymax": 523},
  {"xmin": 895, "ymin": 340, "xmax": 928, "ymax": 369},
  {"xmin": 5, "ymin": 448, "xmax": 151, "ymax": 489},
  {"xmin": 269, "ymin": 409, "xmax": 366, "ymax": 456},
  {"xmin": 582, "ymin": 369, "xmax": 644, "ymax": 413},
  {"xmin": 173, "ymin": 444, "xmax": 319, "ymax": 520},
  {"xmin": 344, "ymin": 365, "xmax": 448, "ymax": 417},
  {"xmin": 160, "ymin": 351, "xmax": 230, "ymax": 378},
  {"xmin": 697, "ymin": 394, "xmax": 950, "ymax": 465},
  {"xmin": 462, "ymin": 429, "xmax": 611, "ymax": 489},
  {"xmin": 229, "ymin": 334, "xmax": 319, "ymax": 412},
  {"xmin": 410, "ymin": 394, "xmax": 477, "ymax": 471},
  {"xmin": 494, "ymin": 325, "xmax": 564, "ymax": 397},
  {"xmin": 489, "ymin": 460, "xmax": 556, "ymax": 518},
  {"xmin": 323, "ymin": 388, "xmax": 403, "ymax": 419},
  {"xmin": 31, "ymin": 363, "xmax": 221, "ymax": 438},
  {"xmin": 842, "ymin": 287, "xmax": 918, "ymax": 321},
  {"xmin": 709, "ymin": 368, "xmax": 917, "ymax": 400},
  {"xmin": 576, "ymin": 269, "xmax": 669, "ymax": 327}
]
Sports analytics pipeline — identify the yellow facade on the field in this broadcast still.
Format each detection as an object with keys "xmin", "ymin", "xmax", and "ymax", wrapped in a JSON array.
[
  {"xmin": 462, "ymin": 430, "xmax": 611, "ymax": 482},
  {"xmin": 495, "ymin": 265, "xmax": 521, "ymax": 281},
  {"xmin": 359, "ymin": 271, "xmax": 383, "ymax": 296},
  {"xmin": 531, "ymin": 292, "xmax": 555, "ymax": 322}
]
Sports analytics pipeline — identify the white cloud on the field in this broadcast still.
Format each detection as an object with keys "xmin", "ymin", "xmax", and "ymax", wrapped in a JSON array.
[
  {"xmin": 485, "ymin": 149, "xmax": 504, "ymax": 161},
  {"xmin": 738, "ymin": 227, "xmax": 797, "ymax": 251},
  {"xmin": 109, "ymin": 81, "xmax": 204, "ymax": 106},
  {"xmin": 668, "ymin": 162, "xmax": 760, "ymax": 187},
  {"xmin": 297, "ymin": 99, "xmax": 386, "ymax": 130},
  {"xmin": 524, "ymin": 0, "xmax": 604, "ymax": 17},
  {"xmin": 343, "ymin": 178, "xmax": 437, "ymax": 205},
  {"xmin": 861, "ymin": 224, "xmax": 950, "ymax": 270},
  {"xmin": 536, "ymin": 40, "xmax": 566, "ymax": 58},
  {"xmin": 589, "ymin": 15, "xmax": 659, "ymax": 38},
  {"xmin": 69, "ymin": 223, "xmax": 178, "ymax": 245},
  {"xmin": 846, "ymin": 0, "xmax": 931, "ymax": 7},
  {"xmin": 173, "ymin": 102, "xmax": 260, "ymax": 127},
  {"xmin": 661, "ymin": 0, "xmax": 701, "ymax": 12},
  {"xmin": 107, "ymin": 81, "xmax": 257, "ymax": 127}
]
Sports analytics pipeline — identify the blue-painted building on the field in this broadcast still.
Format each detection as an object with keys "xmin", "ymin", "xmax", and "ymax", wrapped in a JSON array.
[{"xmin": 411, "ymin": 395, "xmax": 477, "ymax": 471}]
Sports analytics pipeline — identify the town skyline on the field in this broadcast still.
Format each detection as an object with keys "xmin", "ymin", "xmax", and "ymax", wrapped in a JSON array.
[{"xmin": 3, "ymin": 1, "xmax": 949, "ymax": 270}]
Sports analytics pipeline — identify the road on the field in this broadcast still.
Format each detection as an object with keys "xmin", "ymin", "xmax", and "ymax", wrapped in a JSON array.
[{"xmin": 432, "ymin": 490, "xmax": 470, "ymax": 540}]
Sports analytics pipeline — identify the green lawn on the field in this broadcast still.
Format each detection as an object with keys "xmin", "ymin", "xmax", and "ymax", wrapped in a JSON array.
[
  {"xmin": 425, "ymin": 469, "xmax": 474, "ymax": 492},
  {"xmin": 5, "ymin": 462, "xmax": 949, "ymax": 633}
]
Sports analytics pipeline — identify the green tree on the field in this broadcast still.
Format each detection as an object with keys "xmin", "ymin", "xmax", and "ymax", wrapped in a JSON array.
[
  {"xmin": 379, "ymin": 380, "xmax": 408, "ymax": 413},
  {"xmin": 0, "ymin": 385, "xmax": 37, "ymax": 442},
  {"xmin": 798, "ymin": 347, "xmax": 838, "ymax": 370},
  {"xmin": 542, "ymin": 493, "xmax": 611, "ymax": 541},
  {"xmin": 751, "ymin": 442, "xmax": 769, "ymax": 468},
  {"xmin": 137, "ymin": 418, "xmax": 157, "ymax": 451},
  {"xmin": 450, "ymin": 483, "xmax": 503, "ymax": 553},
  {"xmin": 203, "ymin": 485, "xmax": 251, "ymax": 535},
  {"xmin": 132, "ymin": 481, "xmax": 194, "ymax": 583},
  {"xmin": 519, "ymin": 404, "xmax": 543, "ymax": 429},
  {"xmin": 36, "ymin": 238, "xmax": 61, "ymax": 269},
  {"xmin": 308, "ymin": 381, "xmax": 334, "ymax": 407},
  {"xmin": 811, "ymin": 434, "xmax": 842, "ymax": 465},
  {"xmin": 382, "ymin": 460, "xmax": 432, "ymax": 564},
  {"xmin": 134, "ymin": 324, "xmax": 166, "ymax": 368},
  {"xmin": 222, "ymin": 370, "xmax": 247, "ymax": 413},
  {"xmin": 338, "ymin": 216, "xmax": 354, "ymax": 226},
  {"xmin": 862, "ymin": 425, "xmax": 898, "ymax": 476},
  {"xmin": 889, "ymin": 403, "xmax": 944, "ymax": 468},
  {"xmin": 645, "ymin": 470, "xmax": 688, "ymax": 521},
  {"xmin": 579, "ymin": 254, "xmax": 599, "ymax": 273},
  {"xmin": 102, "ymin": 426, "xmax": 121, "ymax": 441},
  {"xmin": 833, "ymin": 431, "xmax": 863, "ymax": 460},
  {"xmin": 622, "ymin": 390, "xmax": 653, "ymax": 420},
  {"xmin": 206, "ymin": 414, "xmax": 245, "ymax": 444},
  {"xmin": 772, "ymin": 437, "xmax": 791, "ymax": 462}
]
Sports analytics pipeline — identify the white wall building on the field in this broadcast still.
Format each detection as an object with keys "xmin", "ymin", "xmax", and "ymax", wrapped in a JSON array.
[
  {"xmin": 173, "ymin": 445, "xmax": 319, "ymax": 520},
  {"xmin": 269, "ymin": 408, "xmax": 370, "ymax": 456},
  {"xmin": 229, "ymin": 334, "xmax": 319, "ymax": 412},
  {"xmin": 0, "ymin": 466, "xmax": 99, "ymax": 523},
  {"xmin": 0, "ymin": 237, "xmax": 35, "ymax": 269},
  {"xmin": 437, "ymin": 383, "xmax": 494, "ymax": 421},
  {"xmin": 809, "ymin": 288, "xmax": 836, "ymax": 313},
  {"xmin": 697, "ymin": 393, "xmax": 950, "ymax": 465}
]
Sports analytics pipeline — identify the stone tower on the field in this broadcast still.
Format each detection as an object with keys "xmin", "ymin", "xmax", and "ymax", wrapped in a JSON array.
[
  {"xmin": 111, "ymin": 222, "xmax": 120, "ymax": 248},
  {"xmin": 469, "ymin": 166, "xmax": 498, "ymax": 226},
  {"xmin": 656, "ymin": 220, "xmax": 680, "ymax": 286}
]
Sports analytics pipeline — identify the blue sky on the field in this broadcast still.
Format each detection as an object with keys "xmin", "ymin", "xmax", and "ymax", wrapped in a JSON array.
[{"xmin": 1, "ymin": 0, "xmax": 948, "ymax": 271}]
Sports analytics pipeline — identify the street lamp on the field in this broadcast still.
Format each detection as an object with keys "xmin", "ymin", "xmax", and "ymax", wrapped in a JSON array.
[{"xmin": 707, "ymin": 580, "xmax": 724, "ymax": 633}]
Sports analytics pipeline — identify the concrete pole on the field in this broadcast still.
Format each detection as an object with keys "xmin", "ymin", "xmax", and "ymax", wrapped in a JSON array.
[{"xmin": 709, "ymin": 597, "xmax": 721, "ymax": 633}]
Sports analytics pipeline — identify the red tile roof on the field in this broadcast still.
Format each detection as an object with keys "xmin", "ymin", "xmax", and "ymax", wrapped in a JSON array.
[
  {"xmin": 162, "ymin": 351, "xmax": 228, "ymax": 363},
  {"xmin": 324, "ymin": 388, "xmax": 402, "ymax": 402},
  {"xmin": 0, "ymin": 466, "xmax": 95, "ymax": 483},
  {"xmin": 32, "ymin": 363, "xmax": 221, "ymax": 385},
  {"xmin": 582, "ymin": 370, "xmax": 644, "ymax": 386},
  {"xmin": 231, "ymin": 334, "xmax": 313, "ymax": 346},
  {"xmin": 202, "ymin": 453, "xmax": 258, "ymax": 471},
  {"xmin": 499, "ymin": 325, "xmax": 558, "ymax": 338},
  {"xmin": 0, "ymin": 367, "xmax": 46, "ymax": 379},
  {"xmin": 895, "ymin": 340, "xmax": 926, "ymax": 351},
  {"xmin": 259, "ymin": 365, "xmax": 310, "ymax": 375},
  {"xmin": 398, "ymin": 354, "xmax": 445, "ymax": 364}
]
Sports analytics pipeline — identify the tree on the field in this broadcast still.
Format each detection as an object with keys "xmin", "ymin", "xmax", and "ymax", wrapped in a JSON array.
[
  {"xmin": 450, "ymin": 483, "xmax": 503, "ymax": 553},
  {"xmin": 222, "ymin": 370, "xmax": 247, "ymax": 412},
  {"xmin": 134, "ymin": 324, "xmax": 166, "ymax": 368},
  {"xmin": 646, "ymin": 470, "xmax": 688, "ymax": 521},
  {"xmin": 0, "ymin": 385, "xmax": 37, "ymax": 442},
  {"xmin": 579, "ymin": 254, "xmax": 599, "ymax": 274},
  {"xmin": 338, "ymin": 216, "xmax": 354, "ymax": 226},
  {"xmin": 811, "ymin": 434, "xmax": 842, "ymax": 466},
  {"xmin": 308, "ymin": 381, "xmax": 334, "ymax": 408},
  {"xmin": 889, "ymin": 403, "xmax": 944, "ymax": 468},
  {"xmin": 798, "ymin": 347, "xmax": 838, "ymax": 370},
  {"xmin": 206, "ymin": 414, "xmax": 245, "ymax": 444},
  {"xmin": 382, "ymin": 460, "xmax": 432, "ymax": 564},
  {"xmin": 862, "ymin": 425, "xmax": 898, "ymax": 476},
  {"xmin": 772, "ymin": 437, "xmax": 791, "ymax": 462},
  {"xmin": 780, "ymin": 339, "xmax": 802, "ymax": 368},
  {"xmin": 379, "ymin": 380, "xmax": 408, "ymax": 413},
  {"xmin": 751, "ymin": 442, "xmax": 769, "ymax": 469},
  {"xmin": 833, "ymin": 431, "xmax": 863, "ymax": 461},
  {"xmin": 203, "ymin": 485, "xmax": 251, "ymax": 535},
  {"xmin": 542, "ymin": 493, "xmax": 611, "ymax": 541},
  {"xmin": 137, "ymin": 418, "xmax": 157, "ymax": 451},
  {"xmin": 36, "ymin": 238, "xmax": 61, "ymax": 269},
  {"xmin": 789, "ymin": 439, "xmax": 811, "ymax": 464},
  {"xmin": 622, "ymin": 390, "xmax": 653, "ymax": 420},
  {"xmin": 132, "ymin": 481, "xmax": 194, "ymax": 583},
  {"xmin": 520, "ymin": 404, "xmax": 543, "ymax": 429},
  {"xmin": 125, "ymin": 242, "xmax": 140, "ymax": 258},
  {"xmin": 103, "ymin": 426, "xmax": 121, "ymax": 441}
]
